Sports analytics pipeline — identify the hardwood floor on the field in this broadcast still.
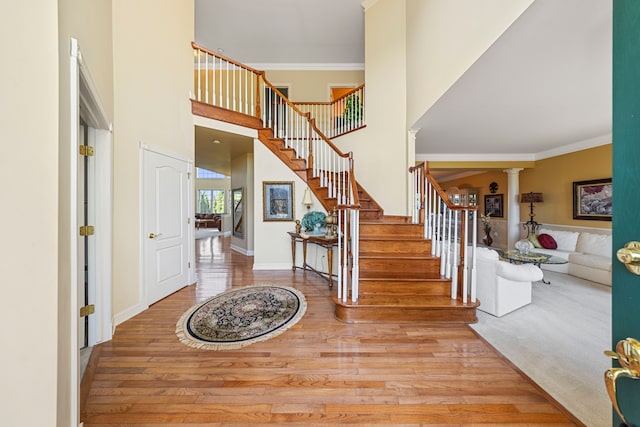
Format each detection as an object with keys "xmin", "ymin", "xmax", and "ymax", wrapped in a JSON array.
[{"xmin": 81, "ymin": 236, "xmax": 582, "ymax": 426}]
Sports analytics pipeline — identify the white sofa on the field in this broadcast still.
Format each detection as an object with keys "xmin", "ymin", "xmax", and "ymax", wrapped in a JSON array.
[
  {"xmin": 524, "ymin": 227, "xmax": 612, "ymax": 287},
  {"xmin": 475, "ymin": 247, "xmax": 544, "ymax": 317}
]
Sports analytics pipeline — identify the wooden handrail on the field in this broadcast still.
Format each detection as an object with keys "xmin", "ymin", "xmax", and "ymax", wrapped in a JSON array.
[
  {"xmin": 293, "ymin": 84, "xmax": 366, "ymax": 106},
  {"xmin": 411, "ymin": 162, "xmax": 475, "ymax": 212},
  {"xmin": 192, "ymin": 41, "xmax": 262, "ymax": 75}
]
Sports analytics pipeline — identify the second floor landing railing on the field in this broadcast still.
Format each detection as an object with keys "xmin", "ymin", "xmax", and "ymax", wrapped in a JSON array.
[
  {"xmin": 192, "ymin": 42, "xmax": 361, "ymax": 303},
  {"xmin": 293, "ymin": 85, "xmax": 365, "ymax": 139},
  {"xmin": 409, "ymin": 162, "xmax": 478, "ymax": 305}
]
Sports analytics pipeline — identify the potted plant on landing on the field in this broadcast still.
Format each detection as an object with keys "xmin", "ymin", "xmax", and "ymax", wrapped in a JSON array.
[{"xmin": 342, "ymin": 94, "xmax": 363, "ymax": 126}]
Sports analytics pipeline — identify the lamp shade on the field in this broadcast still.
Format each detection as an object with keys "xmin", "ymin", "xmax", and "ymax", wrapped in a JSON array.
[
  {"xmin": 302, "ymin": 188, "xmax": 313, "ymax": 206},
  {"xmin": 520, "ymin": 192, "xmax": 544, "ymax": 203}
]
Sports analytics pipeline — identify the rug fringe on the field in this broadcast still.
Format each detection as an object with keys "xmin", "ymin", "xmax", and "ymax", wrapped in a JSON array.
[{"xmin": 175, "ymin": 285, "xmax": 307, "ymax": 351}]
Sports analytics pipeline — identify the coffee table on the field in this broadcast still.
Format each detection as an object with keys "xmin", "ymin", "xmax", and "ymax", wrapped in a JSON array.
[{"xmin": 495, "ymin": 249, "xmax": 568, "ymax": 284}]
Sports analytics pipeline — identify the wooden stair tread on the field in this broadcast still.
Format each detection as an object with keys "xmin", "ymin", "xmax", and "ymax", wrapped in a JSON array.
[
  {"xmin": 338, "ymin": 295, "xmax": 479, "ymax": 308},
  {"xmin": 359, "ymin": 254, "xmax": 437, "ymax": 260},
  {"xmin": 359, "ymin": 271, "xmax": 444, "ymax": 280},
  {"xmin": 360, "ymin": 235, "xmax": 427, "ymax": 241}
]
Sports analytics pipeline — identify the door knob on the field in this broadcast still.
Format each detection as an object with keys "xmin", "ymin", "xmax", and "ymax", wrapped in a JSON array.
[
  {"xmin": 149, "ymin": 233, "xmax": 162, "ymax": 239},
  {"xmin": 617, "ymin": 241, "xmax": 640, "ymax": 275},
  {"xmin": 604, "ymin": 337, "xmax": 640, "ymax": 426}
]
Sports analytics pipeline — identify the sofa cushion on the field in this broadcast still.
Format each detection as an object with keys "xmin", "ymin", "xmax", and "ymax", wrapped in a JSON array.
[
  {"xmin": 538, "ymin": 228, "xmax": 580, "ymax": 252},
  {"xmin": 575, "ymin": 232, "xmax": 612, "ymax": 258},
  {"xmin": 528, "ymin": 234, "xmax": 542, "ymax": 248},
  {"xmin": 538, "ymin": 233, "xmax": 557, "ymax": 249},
  {"xmin": 569, "ymin": 252, "xmax": 612, "ymax": 271}
]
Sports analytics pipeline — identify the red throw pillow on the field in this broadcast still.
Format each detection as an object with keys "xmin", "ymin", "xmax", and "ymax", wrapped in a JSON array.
[{"xmin": 537, "ymin": 233, "xmax": 557, "ymax": 249}]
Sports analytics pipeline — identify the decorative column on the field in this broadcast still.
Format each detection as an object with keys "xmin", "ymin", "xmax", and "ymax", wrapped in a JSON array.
[{"xmin": 503, "ymin": 168, "xmax": 524, "ymax": 249}]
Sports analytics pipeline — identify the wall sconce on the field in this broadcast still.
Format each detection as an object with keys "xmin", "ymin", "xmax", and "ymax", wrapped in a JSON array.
[
  {"xmin": 520, "ymin": 192, "xmax": 544, "ymax": 236},
  {"xmin": 302, "ymin": 188, "xmax": 313, "ymax": 211}
]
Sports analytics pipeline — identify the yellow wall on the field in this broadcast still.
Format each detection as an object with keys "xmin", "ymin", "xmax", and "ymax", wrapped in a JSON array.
[
  {"xmin": 439, "ymin": 145, "xmax": 612, "ymax": 238},
  {"xmin": 521, "ymin": 144, "xmax": 612, "ymax": 229},
  {"xmin": 265, "ymin": 70, "xmax": 364, "ymax": 101},
  {"xmin": 111, "ymin": 0, "xmax": 194, "ymax": 320},
  {"xmin": 2, "ymin": 2, "xmax": 59, "ymax": 425}
]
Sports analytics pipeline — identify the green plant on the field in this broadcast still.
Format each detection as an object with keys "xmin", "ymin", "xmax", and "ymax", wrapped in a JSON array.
[{"xmin": 342, "ymin": 94, "xmax": 362, "ymax": 124}]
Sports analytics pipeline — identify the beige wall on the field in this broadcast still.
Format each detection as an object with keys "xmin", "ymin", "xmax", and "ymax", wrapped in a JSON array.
[
  {"xmin": 406, "ymin": 0, "xmax": 534, "ymax": 126},
  {"xmin": 338, "ymin": 0, "xmax": 408, "ymax": 216},
  {"xmin": 264, "ymin": 70, "xmax": 364, "ymax": 101},
  {"xmin": 111, "ymin": 0, "xmax": 194, "ymax": 320},
  {"xmin": 57, "ymin": 0, "xmax": 114, "ymax": 423},
  {"xmin": 1, "ymin": 2, "xmax": 59, "ymax": 425}
]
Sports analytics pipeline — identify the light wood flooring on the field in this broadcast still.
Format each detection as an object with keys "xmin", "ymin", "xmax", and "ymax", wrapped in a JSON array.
[{"xmin": 81, "ymin": 236, "xmax": 582, "ymax": 426}]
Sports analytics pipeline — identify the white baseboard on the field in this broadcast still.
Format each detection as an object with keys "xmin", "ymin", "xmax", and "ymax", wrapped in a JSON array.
[
  {"xmin": 113, "ymin": 302, "xmax": 148, "ymax": 327},
  {"xmin": 230, "ymin": 244, "xmax": 254, "ymax": 256}
]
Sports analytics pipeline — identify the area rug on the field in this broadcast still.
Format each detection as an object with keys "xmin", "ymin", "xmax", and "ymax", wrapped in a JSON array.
[{"xmin": 175, "ymin": 285, "xmax": 307, "ymax": 350}]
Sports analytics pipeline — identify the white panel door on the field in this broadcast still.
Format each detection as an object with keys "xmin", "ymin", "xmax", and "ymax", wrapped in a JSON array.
[{"xmin": 143, "ymin": 149, "xmax": 190, "ymax": 304}]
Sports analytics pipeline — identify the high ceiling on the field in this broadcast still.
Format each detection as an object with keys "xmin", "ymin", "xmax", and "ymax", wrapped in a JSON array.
[{"xmin": 194, "ymin": 0, "xmax": 612, "ymax": 174}]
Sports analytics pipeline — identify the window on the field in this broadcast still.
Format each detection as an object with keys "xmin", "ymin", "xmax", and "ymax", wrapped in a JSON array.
[
  {"xmin": 196, "ymin": 167, "xmax": 228, "ymax": 179},
  {"xmin": 198, "ymin": 189, "xmax": 225, "ymax": 214}
]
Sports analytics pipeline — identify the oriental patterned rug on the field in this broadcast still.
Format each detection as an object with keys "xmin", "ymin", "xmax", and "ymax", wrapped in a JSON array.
[{"xmin": 176, "ymin": 285, "xmax": 307, "ymax": 350}]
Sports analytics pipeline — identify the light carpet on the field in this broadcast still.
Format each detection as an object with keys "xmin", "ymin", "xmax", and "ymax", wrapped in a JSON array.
[
  {"xmin": 471, "ymin": 270, "xmax": 612, "ymax": 427},
  {"xmin": 176, "ymin": 285, "xmax": 307, "ymax": 351}
]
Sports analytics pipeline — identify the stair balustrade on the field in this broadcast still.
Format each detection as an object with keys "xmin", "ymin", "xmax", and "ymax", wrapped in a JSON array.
[
  {"xmin": 192, "ymin": 42, "xmax": 361, "ymax": 300},
  {"xmin": 293, "ymin": 85, "xmax": 365, "ymax": 138},
  {"xmin": 409, "ymin": 162, "xmax": 478, "ymax": 304}
]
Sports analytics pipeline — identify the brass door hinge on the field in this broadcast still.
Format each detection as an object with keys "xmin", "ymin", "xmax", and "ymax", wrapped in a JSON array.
[
  {"xmin": 80, "ymin": 304, "xmax": 95, "ymax": 317},
  {"xmin": 188, "ymin": 172, "xmax": 191, "ymax": 179},
  {"xmin": 79, "ymin": 145, "xmax": 95, "ymax": 156},
  {"xmin": 79, "ymin": 225, "xmax": 95, "ymax": 236},
  {"xmin": 188, "ymin": 261, "xmax": 191, "ymax": 268},
  {"xmin": 187, "ymin": 218, "xmax": 191, "ymax": 224}
]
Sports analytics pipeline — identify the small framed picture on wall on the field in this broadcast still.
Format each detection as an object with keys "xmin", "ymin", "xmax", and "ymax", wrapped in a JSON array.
[{"xmin": 484, "ymin": 194, "xmax": 504, "ymax": 218}]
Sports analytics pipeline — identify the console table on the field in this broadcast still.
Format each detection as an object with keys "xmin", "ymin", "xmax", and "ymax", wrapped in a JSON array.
[{"xmin": 287, "ymin": 232, "xmax": 338, "ymax": 288}]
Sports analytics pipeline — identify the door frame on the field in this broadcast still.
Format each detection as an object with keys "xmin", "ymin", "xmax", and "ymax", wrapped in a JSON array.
[
  {"xmin": 69, "ymin": 38, "xmax": 113, "ymax": 426},
  {"xmin": 140, "ymin": 143, "xmax": 194, "ymax": 306}
]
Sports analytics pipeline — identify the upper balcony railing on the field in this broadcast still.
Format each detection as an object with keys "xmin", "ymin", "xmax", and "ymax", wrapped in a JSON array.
[
  {"xmin": 293, "ymin": 85, "xmax": 365, "ymax": 139},
  {"xmin": 192, "ymin": 42, "xmax": 361, "ymax": 303}
]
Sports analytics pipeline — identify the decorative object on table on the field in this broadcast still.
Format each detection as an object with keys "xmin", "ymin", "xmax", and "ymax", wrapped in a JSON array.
[
  {"xmin": 232, "ymin": 187, "xmax": 244, "ymax": 238},
  {"xmin": 572, "ymin": 178, "xmax": 612, "ymax": 221},
  {"xmin": 515, "ymin": 239, "xmax": 531, "ymax": 255},
  {"xmin": 175, "ymin": 285, "xmax": 307, "ymax": 350},
  {"xmin": 302, "ymin": 188, "xmax": 313, "ymax": 211},
  {"xmin": 295, "ymin": 219, "xmax": 301, "ymax": 234},
  {"xmin": 325, "ymin": 207, "xmax": 338, "ymax": 238},
  {"xmin": 263, "ymin": 181, "xmax": 294, "ymax": 221},
  {"xmin": 301, "ymin": 210, "xmax": 326, "ymax": 233},
  {"xmin": 480, "ymin": 212, "xmax": 493, "ymax": 247},
  {"xmin": 484, "ymin": 194, "xmax": 503, "ymax": 218},
  {"xmin": 520, "ymin": 192, "xmax": 544, "ymax": 236},
  {"xmin": 489, "ymin": 181, "xmax": 498, "ymax": 193}
]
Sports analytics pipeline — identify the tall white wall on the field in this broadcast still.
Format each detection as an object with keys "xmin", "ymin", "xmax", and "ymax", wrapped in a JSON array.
[
  {"xmin": 111, "ymin": 0, "xmax": 194, "ymax": 322},
  {"xmin": 406, "ymin": 0, "xmax": 534, "ymax": 127},
  {"xmin": 338, "ymin": 0, "xmax": 409, "ymax": 216},
  {"xmin": 1, "ymin": 3, "xmax": 59, "ymax": 425}
]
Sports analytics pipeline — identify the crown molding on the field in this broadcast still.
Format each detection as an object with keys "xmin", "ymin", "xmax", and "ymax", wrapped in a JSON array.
[
  {"xmin": 534, "ymin": 133, "xmax": 611, "ymax": 160},
  {"xmin": 361, "ymin": 0, "xmax": 379, "ymax": 12}
]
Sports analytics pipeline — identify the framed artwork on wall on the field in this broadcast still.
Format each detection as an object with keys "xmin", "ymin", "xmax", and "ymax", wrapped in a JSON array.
[
  {"xmin": 263, "ymin": 181, "xmax": 294, "ymax": 221},
  {"xmin": 573, "ymin": 178, "xmax": 612, "ymax": 221},
  {"xmin": 484, "ymin": 194, "xmax": 504, "ymax": 218},
  {"xmin": 232, "ymin": 187, "xmax": 244, "ymax": 238}
]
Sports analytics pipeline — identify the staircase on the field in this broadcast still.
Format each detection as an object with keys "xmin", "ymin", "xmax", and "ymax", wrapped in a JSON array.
[
  {"xmin": 191, "ymin": 42, "xmax": 478, "ymax": 324},
  {"xmin": 255, "ymin": 126, "xmax": 477, "ymax": 322},
  {"xmin": 335, "ymin": 218, "xmax": 478, "ymax": 323}
]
